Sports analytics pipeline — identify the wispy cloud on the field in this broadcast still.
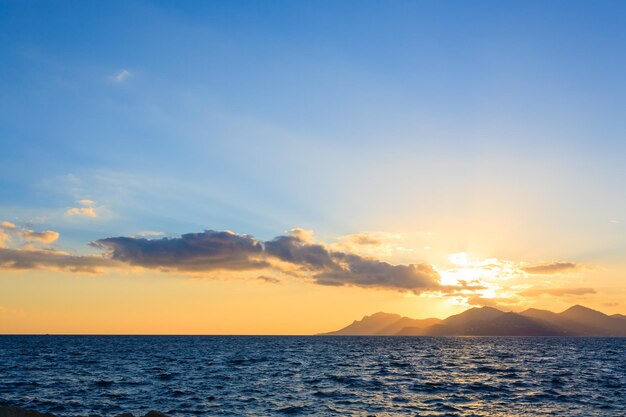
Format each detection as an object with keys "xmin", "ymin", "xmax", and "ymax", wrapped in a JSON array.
[
  {"xmin": 1, "ymin": 220, "xmax": 60, "ymax": 246},
  {"xmin": 138, "ymin": 231, "xmax": 165, "ymax": 237},
  {"xmin": 113, "ymin": 69, "xmax": 131, "ymax": 83},
  {"xmin": 0, "ymin": 230, "xmax": 10, "ymax": 248},
  {"xmin": 0, "ymin": 221, "xmax": 16, "ymax": 230},
  {"xmin": 65, "ymin": 199, "xmax": 97, "ymax": 218},
  {"xmin": 332, "ymin": 232, "xmax": 408, "ymax": 258},
  {"xmin": 0, "ymin": 248, "xmax": 115, "ymax": 273},
  {"xmin": 257, "ymin": 275, "xmax": 281, "ymax": 284},
  {"xmin": 519, "ymin": 287, "xmax": 596, "ymax": 297},
  {"xmin": 66, "ymin": 207, "xmax": 97, "ymax": 218},
  {"xmin": 466, "ymin": 295, "xmax": 520, "ymax": 309},
  {"xmin": 18, "ymin": 229, "xmax": 59, "ymax": 244},
  {"xmin": 521, "ymin": 262, "xmax": 581, "ymax": 275}
]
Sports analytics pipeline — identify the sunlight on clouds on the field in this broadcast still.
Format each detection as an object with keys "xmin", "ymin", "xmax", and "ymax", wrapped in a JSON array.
[
  {"xmin": 18, "ymin": 229, "xmax": 60, "ymax": 244},
  {"xmin": 435, "ymin": 253, "xmax": 526, "ymax": 308},
  {"xmin": 438, "ymin": 252, "xmax": 519, "ymax": 286},
  {"xmin": 65, "ymin": 200, "xmax": 98, "ymax": 218},
  {"xmin": 66, "ymin": 207, "xmax": 97, "ymax": 218},
  {"xmin": 138, "ymin": 231, "xmax": 165, "ymax": 237},
  {"xmin": 0, "ymin": 221, "xmax": 16, "ymax": 230},
  {"xmin": 0, "ymin": 230, "xmax": 10, "ymax": 248},
  {"xmin": 287, "ymin": 228, "xmax": 316, "ymax": 243},
  {"xmin": 332, "ymin": 232, "xmax": 412, "ymax": 259},
  {"xmin": 431, "ymin": 251, "xmax": 593, "ymax": 310},
  {"xmin": 448, "ymin": 252, "xmax": 469, "ymax": 266},
  {"xmin": 0, "ymin": 220, "xmax": 600, "ymax": 315},
  {"xmin": 1, "ymin": 221, "xmax": 60, "ymax": 246}
]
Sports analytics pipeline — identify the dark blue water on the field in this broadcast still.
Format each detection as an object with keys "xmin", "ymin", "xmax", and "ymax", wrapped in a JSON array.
[{"xmin": 0, "ymin": 336, "xmax": 624, "ymax": 416}]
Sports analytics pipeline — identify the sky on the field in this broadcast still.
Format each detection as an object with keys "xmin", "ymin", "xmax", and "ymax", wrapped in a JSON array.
[{"xmin": 1, "ymin": 0, "xmax": 625, "ymax": 334}]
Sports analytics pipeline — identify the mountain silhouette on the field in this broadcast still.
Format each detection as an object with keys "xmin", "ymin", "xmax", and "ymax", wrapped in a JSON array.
[
  {"xmin": 557, "ymin": 305, "xmax": 626, "ymax": 336},
  {"xmin": 321, "ymin": 305, "xmax": 626, "ymax": 336},
  {"xmin": 320, "ymin": 312, "xmax": 441, "ymax": 335}
]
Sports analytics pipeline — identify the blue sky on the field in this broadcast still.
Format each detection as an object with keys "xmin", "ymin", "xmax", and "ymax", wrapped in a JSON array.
[
  {"xmin": 1, "ymin": 0, "xmax": 625, "ymax": 261},
  {"xmin": 2, "ymin": 1, "xmax": 626, "ymax": 333}
]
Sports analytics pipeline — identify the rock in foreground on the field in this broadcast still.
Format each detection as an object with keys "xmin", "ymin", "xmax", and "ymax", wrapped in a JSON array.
[{"xmin": 0, "ymin": 408, "xmax": 55, "ymax": 417}]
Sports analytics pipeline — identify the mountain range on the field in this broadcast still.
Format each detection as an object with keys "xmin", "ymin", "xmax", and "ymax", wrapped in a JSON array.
[{"xmin": 320, "ymin": 305, "xmax": 626, "ymax": 336}]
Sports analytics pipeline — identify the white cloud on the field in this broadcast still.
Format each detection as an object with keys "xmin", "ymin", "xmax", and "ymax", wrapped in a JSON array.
[
  {"xmin": 0, "ymin": 230, "xmax": 10, "ymax": 248},
  {"xmin": 66, "ymin": 207, "xmax": 97, "ymax": 218},
  {"xmin": 114, "ymin": 69, "xmax": 131, "ymax": 83},
  {"xmin": 139, "ymin": 231, "xmax": 165, "ymax": 237},
  {"xmin": 19, "ymin": 229, "xmax": 60, "ymax": 244},
  {"xmin": 0, "ymin": 221, "xmax": 16, "ymax": 230},
  {"xmin": 79, "ymin": 199, "xmax": 95, "ymax": 206}
]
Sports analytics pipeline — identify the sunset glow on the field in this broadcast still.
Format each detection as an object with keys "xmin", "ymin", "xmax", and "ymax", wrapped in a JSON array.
[{"xmin": 0, "ymin": 1, "xmax": 624, "ymax": 335}]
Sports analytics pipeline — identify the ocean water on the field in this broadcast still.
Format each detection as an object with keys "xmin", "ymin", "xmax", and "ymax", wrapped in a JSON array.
[{"xmin": 0, "ymin": 336, "xmax": 624, "ymax": 416}]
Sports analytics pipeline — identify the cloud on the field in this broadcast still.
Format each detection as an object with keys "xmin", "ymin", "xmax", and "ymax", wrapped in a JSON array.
[
  {"xmin": 114, "ymin": 69, "xmax": 131, "ymax": 83},
  {"xmin": 287, "ymin": 228, "xmax": 316, "ymax": 243},
  {"xmin": 466, "ymin": 296, "xmax": 502, "ymax": 308},
  {"xmin": 0, "ymin": 230, "xmax": 10, "ymax": 248},
  {"xmin": 521, "ymin": 262, "xmax": 580, "ymax": 275},
  {"xmin": 18, "ymin": 229, "xmax": 60, "ymax": 244},
  {"xmin": 332, "ymin": 232, "xmax": 407, "ymax": 258},
  {"xmin": 66, "ymin": 199, "xmax": 99, "ymax": 218},
  {"xmin": 257, "ymin": 275, "xmax": 281, "ymax": 284},
  {"xmin": 519, "ymin": 287, "xmax": 596, "ymax": 297},
  {"xmin": 93, "ymin": 230, "xmax": 268, "ymax": 272},
  {"xmin": 66, "ymin": 207, "xmax": 97, "ymax": 218},
  {"xmin": 92, "ymin": 229, "xmax": 442, "ymax": 293},
  {"xmin": 465, "ymin": 295, "xmax": 521, "ymax": 309},
  {"xmin": 340, "ymin": 233, "xmax": 387, "ymax": 246},
  {"xmin": 0, "ymin": 221, "xmax": 60, "ymax": 246},
  {"xmin": 315, "ymin": 255, "xmax": 440, "ymax": 291},
  {"xmin": 265, "ymin": 234, "xmax": 335, "ymax": 270},
  {"xmin": 0, "ymin": 221, "xmax": 16, "ymax": 230},
  {"xmin": 0, "ymin": 248, "xmax": 115, "ymax": 273},
  {"xmin": 139, "ymin": 231, "xmax": 165, "ymax": 237},
  {"xmin": 2, "ymin": 226, "xmax": 516, "ymax": 294}
]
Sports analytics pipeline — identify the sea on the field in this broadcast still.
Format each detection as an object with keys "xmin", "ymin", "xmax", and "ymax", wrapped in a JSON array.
[{"xmin": 0, "ymin": 336, "xmax": 624, "ymax": 416}]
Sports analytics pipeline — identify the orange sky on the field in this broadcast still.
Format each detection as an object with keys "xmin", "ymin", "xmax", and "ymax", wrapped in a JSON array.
[{"xmin": 1, "ymin": 226, "xmax": 624, "ymax": 334}]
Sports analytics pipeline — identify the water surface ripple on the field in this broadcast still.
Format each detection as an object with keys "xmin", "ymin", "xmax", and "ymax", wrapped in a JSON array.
[{"xmin": 0, "ymin": 336, "xmax": 624, "ymax": 416}]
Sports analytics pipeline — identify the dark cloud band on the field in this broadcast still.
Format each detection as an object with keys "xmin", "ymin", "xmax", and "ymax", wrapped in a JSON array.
[
  {"xmin": 92, "ymin": 229, "xmax": 441, "ymax": 293},
  {"xmin": 93, "ymin": 231, "xmax": 267, "ymax": 271},
  {"xmin": 0, "ymin": 248, "xmax": 114, "ymax": 273}
]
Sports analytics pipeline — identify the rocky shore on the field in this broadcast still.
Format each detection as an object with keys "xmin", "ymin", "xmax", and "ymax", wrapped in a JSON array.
[{"xmin": 0, "ymin": 408, "xmax": 170, "ymax": 417}]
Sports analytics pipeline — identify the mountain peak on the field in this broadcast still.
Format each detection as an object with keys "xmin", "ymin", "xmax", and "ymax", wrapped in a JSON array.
[
  {"xmin": 365, "ymin": 312, "xmax": 402, "ymax": 320},
  {"xmin": 566, "ymin": 304, "xmax": 591, "ymax": 311},
  {"xmin": 320, "ymin": 311, "xmax": 404, "ymax": 335},
  {"xmin": 521, "ymin": 307, "xmax": 552, "ymax": 314},
  {"xmin": 480, "ymin": 306, "xmax": 503, "ymax": 312},
  {"xmin": 561, "ymin": 305, "xmax": 603, "ymax": 315},
  {"xmin": 321, "ymin": 305, "xmax": 626, "ymax": 336}
]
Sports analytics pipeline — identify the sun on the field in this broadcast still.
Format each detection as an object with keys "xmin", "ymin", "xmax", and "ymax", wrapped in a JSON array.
[{"xmin": 435, "ymin": 252, "xmax": 518, "ymax": 305}]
